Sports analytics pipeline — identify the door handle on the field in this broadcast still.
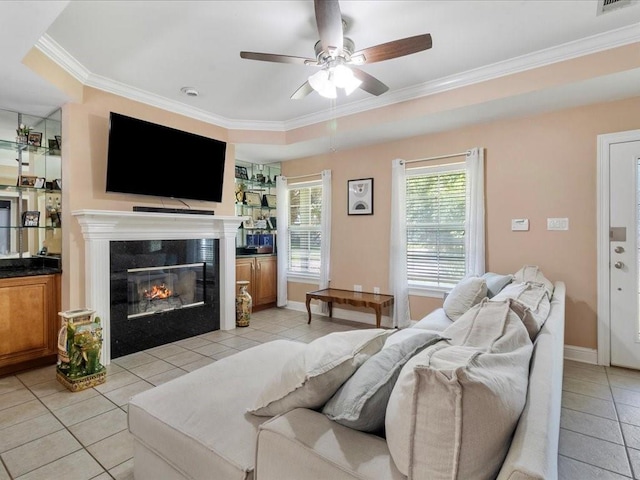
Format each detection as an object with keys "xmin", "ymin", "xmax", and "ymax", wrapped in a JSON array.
[
  {"xmin": 615, "ymin": 261, "xmax": 624, "ymax": 269},
  {"xmin": 615, "ymin": 246, "xmax": 625, "ymax": 254}
]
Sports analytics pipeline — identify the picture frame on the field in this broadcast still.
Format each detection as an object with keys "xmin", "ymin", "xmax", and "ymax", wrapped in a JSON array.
[
  {"xmin": 34, "ymin": 177, "xmax": 45, "ymax": 189},
  {"xmin": 22, "ymin": 210, "xmax": 40, "ymax": 227},
  {"xmin": 235, "ymin": 165, "xmax": 248, "ymax": 180},
  {"xmin": 262, "ymin": 194, "xmax": 277, "ymax": 208},
  {"xmin": 55, "ymin": 135, "xmax": 62, "ymax": 148},
  {"xmin": 28, "ymin": 132, "xmax": 42, "ymax": 147},
  {"xmin": 244, "ymin": 191, "xmax": 262, "ymax": 207},
  {"xmin": 17, "ymin": 175, "xmax": 38, "ymax": 188},
  {"xmin": 54, "ymin": 178, "xmax": 62, "ymax": 190},
  {"xmin": 48, "ymin": 138, "xmax": 60, "ymax": 154},
  {"xmin": 348, "ymin": 178, "xmax": 374, "ymax": 215}
]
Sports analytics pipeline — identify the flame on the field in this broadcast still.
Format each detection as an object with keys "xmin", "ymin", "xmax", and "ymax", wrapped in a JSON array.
[{"xmin": 144, "ymin": 284, "xmax": 172, "ymax": 300}]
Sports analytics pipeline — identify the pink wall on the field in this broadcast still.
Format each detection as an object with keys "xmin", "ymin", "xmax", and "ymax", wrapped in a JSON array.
[{"xmin": 281, "ymin": 96, "xmax": 640, "ymax": 350}]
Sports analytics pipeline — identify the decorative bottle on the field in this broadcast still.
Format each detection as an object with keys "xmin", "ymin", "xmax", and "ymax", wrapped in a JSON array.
[{"xmin": 235, "ymin": 281, "xmax": 252, "ymax": 327}]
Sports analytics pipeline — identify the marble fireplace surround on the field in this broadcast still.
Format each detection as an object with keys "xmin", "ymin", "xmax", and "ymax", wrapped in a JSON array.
[{"xmin": 73, "ymin": 210, "xmax": 243, "ymax": 365}]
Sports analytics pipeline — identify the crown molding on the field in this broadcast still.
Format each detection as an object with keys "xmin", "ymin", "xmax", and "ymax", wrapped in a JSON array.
[{"xmin": 37, "ymin": 24, "xmax": 640, "ymax": 133}]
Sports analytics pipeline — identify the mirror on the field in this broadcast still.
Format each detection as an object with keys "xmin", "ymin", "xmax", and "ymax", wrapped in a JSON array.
[{"xmin": 0, "ymin": 108, "xmax": 62, "ymax": 258}]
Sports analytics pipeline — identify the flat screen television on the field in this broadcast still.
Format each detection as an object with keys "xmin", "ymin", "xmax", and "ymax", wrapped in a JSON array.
[{"xmin": 106, "ymin": 112, "xmax": 227, "ymax": 203}]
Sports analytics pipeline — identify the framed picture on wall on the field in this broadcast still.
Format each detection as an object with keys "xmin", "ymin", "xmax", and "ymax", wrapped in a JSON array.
[{"xmin": 347, "ymin": 178, "xmax": 374, "ymax": 215}]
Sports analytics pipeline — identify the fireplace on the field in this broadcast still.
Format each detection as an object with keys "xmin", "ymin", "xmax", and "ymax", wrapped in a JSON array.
[
  {"xmin": 74, "ymin": 210, "xmax": 243, "ymax": 365},
  {"xmin": 109, "ymin": 239, "xmax": 219, "ymax": 359}
]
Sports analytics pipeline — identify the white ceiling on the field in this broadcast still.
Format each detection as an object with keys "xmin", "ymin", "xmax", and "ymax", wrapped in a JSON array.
[{"xmin": 1, "ymin": 1, "xmax": 640, "ymax": 163}]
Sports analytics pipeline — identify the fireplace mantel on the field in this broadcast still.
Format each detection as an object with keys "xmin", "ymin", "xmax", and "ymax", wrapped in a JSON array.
[{"xmin": 73, "ymin": 209, "xmax": 243, "ymax": 364}]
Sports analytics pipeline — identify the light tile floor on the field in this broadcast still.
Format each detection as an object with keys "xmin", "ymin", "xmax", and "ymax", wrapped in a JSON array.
[{"xmin": 1, "ymin": 307, "xmax": 640, "ymax": 479}]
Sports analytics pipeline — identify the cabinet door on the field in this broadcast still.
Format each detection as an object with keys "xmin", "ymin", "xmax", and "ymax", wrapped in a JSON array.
[
  {"xmin": 0, "ymin": 274, "xmax": 59, "ymax": 374},
  {"xmin": 255, "ymin": 256, "xmax": 277, "ymax": 305},
  {"xmin": 236, "ymin": 257, "xmax": 255, "ymax": 299}
]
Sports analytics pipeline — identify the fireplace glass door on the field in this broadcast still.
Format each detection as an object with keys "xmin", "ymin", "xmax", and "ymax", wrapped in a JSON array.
[{"xmin": 127, "ymin": 262, "xmax": 205, "ymax": 318}]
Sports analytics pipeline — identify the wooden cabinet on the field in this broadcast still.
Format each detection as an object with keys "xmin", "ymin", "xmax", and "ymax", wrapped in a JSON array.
[
  {"xmin": 236, "ymin": 255, "xmax": 277, "ymax": 311},
  {"xmin": 0, "ymin": 274, "xmax": 61, "ymax": 376}
]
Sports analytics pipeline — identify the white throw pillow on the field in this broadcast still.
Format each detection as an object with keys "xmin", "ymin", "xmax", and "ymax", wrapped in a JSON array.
[
  {"xmin": 385, "ymin": 304, "xmax": 532, "ymax": 479},
  {"xmin": 513, "ymin": 265, "xmax": 554, "ymax": 298},
  {"xmin": 248, "ymin": 329, "xmax": 392, "ymax": 417},
  {"xmin": 443, "ymin": 276, "xmax": 487, "ymax": 321},
  {"xmin": 492, "ymin": 281, "xmax": 551, "ymax": 340}
]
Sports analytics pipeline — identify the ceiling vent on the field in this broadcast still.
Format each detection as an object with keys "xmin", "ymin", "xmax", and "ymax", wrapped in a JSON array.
[{"xmin": 597, "ymin": 0, "xmax": 635, "ymax": 15}]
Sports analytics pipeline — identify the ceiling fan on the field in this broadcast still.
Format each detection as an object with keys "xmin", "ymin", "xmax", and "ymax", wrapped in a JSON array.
[{"xmin": 240, "ymin": 0, "xmax": 432, "ymax": 100}]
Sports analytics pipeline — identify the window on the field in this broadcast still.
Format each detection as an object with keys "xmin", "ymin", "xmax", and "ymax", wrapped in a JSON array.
[
  {"xmin": 288, "ymin": 182, "xmax": 322, "ymax": 275},
  {"xmin": 406, "ymin": 163, "xmax": 466, "ymax": 289}
]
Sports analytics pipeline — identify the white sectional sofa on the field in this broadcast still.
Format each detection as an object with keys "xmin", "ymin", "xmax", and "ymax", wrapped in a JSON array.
[{"xmin": 128, "ymin": 273, "xmax": 565, "ymax": 480}]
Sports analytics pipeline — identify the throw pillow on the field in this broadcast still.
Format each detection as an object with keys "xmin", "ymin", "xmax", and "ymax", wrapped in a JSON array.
[
  {"xmin": 442, "ymin": 297, "xmax": 522, "ymax": 348},
  {"xmin": 481, "ymin": 272, "xmax": 513, "ymax": 298},
  {"xmin": 322, "ymin": 330, "xmax": 443, "ymax": 433},
  {"xmin": 492, "ymin": 282, "xmax": 551, "ymax": 340},
  {"xmin": 513, "ymin": 265, "xmax": 554, "ymax": 298},
  {"xmin": 248, "ymin": 328, "xmax": 392, "ymax": 417},
  {"xmin": 385, "ymin": 308, "xmax": 532, "ymax": 479},
  {"xmin": 442, "ymin": 276, "xmax": 487, "ymax": 321}
]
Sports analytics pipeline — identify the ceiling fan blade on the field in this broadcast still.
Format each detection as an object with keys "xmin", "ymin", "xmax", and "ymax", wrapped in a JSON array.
[
  {"xmin": 291, "ymin": 81, "xmax": 315, "ymax": 100},
  {"xmin": 350, "ymin": 33, "xmax": 432, "ymax": 65},
  {"xmin": 351, "ymin": 68, "xmax": 389, "ymax": 96},
  {"xmin": 240, "ymin": 51, "xmax": 317, "ymax": 66},
  {"xmin": 314, "ymin": 0, "xmax": 343, "ymax": 54}
]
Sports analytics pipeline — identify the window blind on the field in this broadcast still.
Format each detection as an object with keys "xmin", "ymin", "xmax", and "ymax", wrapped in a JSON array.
[
  {"xmin": 288, "ymin": 184, "xmax": 322, "ymax": 274},
  {"xmin": 406, "ymin": 169, "xmax": 466, "ymax": 287}
]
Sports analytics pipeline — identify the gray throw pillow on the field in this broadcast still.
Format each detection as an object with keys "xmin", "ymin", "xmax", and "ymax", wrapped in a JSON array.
[
  {"xmin": 482, "ymin": 272, "xmax": 513, "ymax": 298},
  {"xmin": 322, "ymin": 330, "xmax": 443, "ymax": 433}
]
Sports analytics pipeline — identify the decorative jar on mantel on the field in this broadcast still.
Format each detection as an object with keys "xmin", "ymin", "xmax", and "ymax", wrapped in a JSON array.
[{"xmin": 236, "ymin": 280, "xmax": 252, "ymax": 327}]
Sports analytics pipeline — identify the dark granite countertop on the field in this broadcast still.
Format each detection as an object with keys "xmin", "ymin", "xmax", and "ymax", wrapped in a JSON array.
[{"xmin": 0, "ymin": 256, "xmax": 62, "ymax": 279}]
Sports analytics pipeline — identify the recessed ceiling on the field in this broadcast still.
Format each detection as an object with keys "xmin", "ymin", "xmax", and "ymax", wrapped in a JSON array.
[{"xmin": 2, "ymin": 1, "xmax": 640, "ymax": 163}]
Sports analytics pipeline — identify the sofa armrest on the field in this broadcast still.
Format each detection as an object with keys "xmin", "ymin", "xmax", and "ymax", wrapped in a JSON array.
[
  {"xmin": 256, "ymin": 408, "xmax": 405, "ymax": 480},
  {"xmin": 497, "ymin": 281, "xmax": 565, "ymax": 480}
]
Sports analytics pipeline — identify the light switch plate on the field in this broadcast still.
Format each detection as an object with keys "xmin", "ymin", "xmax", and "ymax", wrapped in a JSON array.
[
  {"xmin": 547, "ymin": 218, "xmax": 569, "ymax": 231},
  {"xmin": 511, "ymin": 218, "xmax": 529, "ymax": 231}
]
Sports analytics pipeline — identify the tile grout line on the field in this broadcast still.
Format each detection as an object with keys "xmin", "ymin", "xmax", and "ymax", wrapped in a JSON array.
[
  {"xmin": 558, "ymin": 453, "xmax": 634, "ymax": 479},
  {"xmin": 605, "ymin": 366, "xmax": 638, "ymax": 479}
]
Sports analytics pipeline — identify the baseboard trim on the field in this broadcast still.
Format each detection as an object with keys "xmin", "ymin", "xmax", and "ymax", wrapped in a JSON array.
[
  {"xmin": 285, "ymin": 301, "xmax": 392, "ymax": 328},
  {"xmin": 564, "ymin": 345, "xmax": 598, "ymax": 365}
]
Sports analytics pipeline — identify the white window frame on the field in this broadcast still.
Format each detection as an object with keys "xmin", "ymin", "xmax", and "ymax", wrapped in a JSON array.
[
  {"xmin": 286, "ymin": 180, "xmax": 322, "ymax": 281},
  {"xmin": 406, "ymin": 162, "xmax": 467, "ymax": 297}
]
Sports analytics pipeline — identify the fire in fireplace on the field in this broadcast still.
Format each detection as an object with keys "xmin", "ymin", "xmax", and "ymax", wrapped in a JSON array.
[{"xmin": 128, "ymin": 263, "xmax": 205, "ymax": 318}]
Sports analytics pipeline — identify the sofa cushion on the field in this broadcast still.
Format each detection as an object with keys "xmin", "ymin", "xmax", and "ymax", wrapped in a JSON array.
[
  {"xmin": 249, "ymin": 329, "xmax": 392, "ymax": 417},
  {"xmin": 513, "ymin": 265, "xmax": 554, "ymax": 298},
  {"xmin": 492, "ymin": 282, "xmax": 551, "ymax": 340},
  {"xmin": 385, "ymin": 302, "xmax": 532, "ymax": 479},
  {"xmin": 322, "ymin": 330, "xmax": 442, "ymax": 433},
  {"xmin": 412, "ymin": 308, "xmax": 453, "ymax": 332},
  {"xmin": 128, "ymin": 339, "xmax": 307, "ymax": 480},
  {"xmin": 482, "ymin": 272, "xmax": 513, "ymax": 298},
  {"xmin": 443, "ymin": 275, "xmax": 487, "ymax": 320}
]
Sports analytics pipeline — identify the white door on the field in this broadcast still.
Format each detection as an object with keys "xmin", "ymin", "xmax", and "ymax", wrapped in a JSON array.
[{"xmin": 610, "ymin": 139, "xmax": 640, "ymax": 369}]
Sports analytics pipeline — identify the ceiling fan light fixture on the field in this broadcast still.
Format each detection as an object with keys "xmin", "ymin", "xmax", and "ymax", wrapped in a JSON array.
[
  {"xmin": 332, "ymin": 65, "xmax": 361, "ymax": 94},
  {"xmin": 308, "ymin": 69, "xmax": 337, "ymax": 98}
]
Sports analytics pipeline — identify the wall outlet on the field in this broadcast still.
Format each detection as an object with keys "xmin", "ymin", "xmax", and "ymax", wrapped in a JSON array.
[
  {"xmin": 354, "ymin": 284, "xmax": 362, "ymax": 292},
  {"xmin": 373, "ymin": 286, "xmax": 380, "ymax": 294},
  {"xmin": 547, "ymin": 217, "xmax": 569, "ymax": 231}
]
